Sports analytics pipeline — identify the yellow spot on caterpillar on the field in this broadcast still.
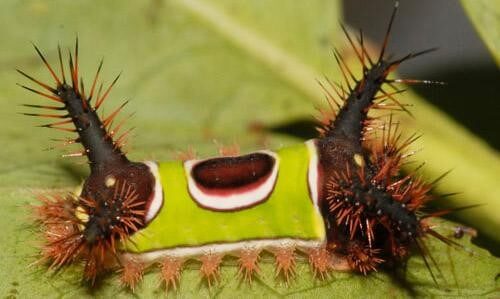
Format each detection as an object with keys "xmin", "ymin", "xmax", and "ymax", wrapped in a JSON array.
[
  {"xmin": 105, "ymin": 175, "xmax": 116, "ymax": 188},
  {"xmin": 75, "ymin": 206, "xmax": 88, "ymax": 231},
  {"xmin": 353, "ymin": 154, "xmax": 365, "ymax": 167}
]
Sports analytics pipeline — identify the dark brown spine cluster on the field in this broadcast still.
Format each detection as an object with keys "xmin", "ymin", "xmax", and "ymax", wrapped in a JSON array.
[
  {"xmin": 323, "ymin": 126, "xmax": 432, "ymax": 272},
  {"xmin": 315, "ymin": 2, "xmax": 453, "ymax": 281},
  {"xmin": 19, "ymin": 40, "xmax": 154, "ymax": 283}
]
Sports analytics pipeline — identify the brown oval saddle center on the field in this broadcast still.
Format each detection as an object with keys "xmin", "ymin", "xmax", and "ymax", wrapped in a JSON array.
[{"xmin": 191, "ymin": 153, "xmax": 275, "ymax": 190}]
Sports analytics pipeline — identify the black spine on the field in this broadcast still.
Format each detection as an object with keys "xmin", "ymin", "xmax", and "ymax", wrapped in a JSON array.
[
  {"xmin": 327, "ymin": 62, "xmax": 389, "ymax": 147},
  {"xmin": 59, "ymin": 85, "xmax": 128, "ymax": 171}
]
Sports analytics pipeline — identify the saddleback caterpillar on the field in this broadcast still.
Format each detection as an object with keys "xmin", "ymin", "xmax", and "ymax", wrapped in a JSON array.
[{"xmin": 19, "ymin": 1, "xmax": 461, "ymax": 291}]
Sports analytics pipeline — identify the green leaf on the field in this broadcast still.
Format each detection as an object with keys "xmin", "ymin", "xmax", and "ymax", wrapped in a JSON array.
[
  {"xmin": 0, "ymin": 0, "xmax": 498, "ymax": 297},
  {"xmin": 461, "ymin": 0, "xmax": 500, "ymax": 65},
  {"xmin": 1, "ymin": 189, "xmax": 499, "ymax": 298}
]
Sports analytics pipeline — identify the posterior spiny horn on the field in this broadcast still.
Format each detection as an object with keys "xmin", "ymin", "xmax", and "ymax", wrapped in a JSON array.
[{"xmin": 317, "ymin": 1, "xmax": 441, "ymax": 145}]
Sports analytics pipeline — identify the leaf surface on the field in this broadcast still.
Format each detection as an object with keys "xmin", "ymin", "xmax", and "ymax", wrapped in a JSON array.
[
  {"xmin": 461, "ymin": 0, "xmax": 500, "ymax": 65},
  {"xmin": 0, "ymin": 1, "xmax": 498, "ymax": 297}
]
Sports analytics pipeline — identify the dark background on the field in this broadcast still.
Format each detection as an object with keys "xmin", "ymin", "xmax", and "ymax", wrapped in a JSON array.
[{"xmin": 344, "ymin": 0, "xmax": 499, "ymax": 150}]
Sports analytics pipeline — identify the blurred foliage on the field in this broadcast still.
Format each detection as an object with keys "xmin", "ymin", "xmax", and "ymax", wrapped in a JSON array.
[
  {"xmin": 461, "ymin": 0, "xmax": 500, "ymax": 65},
  {"xmin": 0, "ymin": 0, "xmax": 498, "ymax": 297}
]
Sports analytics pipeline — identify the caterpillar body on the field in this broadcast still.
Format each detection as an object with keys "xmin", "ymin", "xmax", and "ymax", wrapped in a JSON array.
[{"xmin": 20, "ymin": 2, "xmax": 456, "ymax": 291}]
